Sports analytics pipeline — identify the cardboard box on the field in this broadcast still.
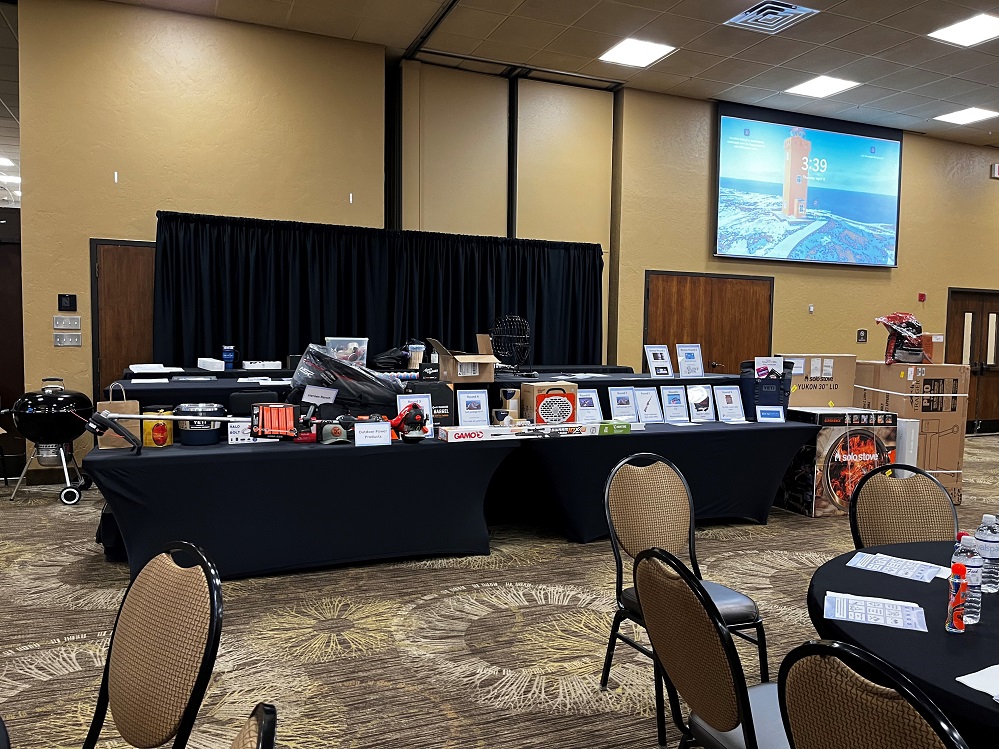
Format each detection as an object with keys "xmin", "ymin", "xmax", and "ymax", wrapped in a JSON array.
[
  {"xmin": 427, "ymin": 338, "xmax": 499, "ymax": 384},
  {"xmin": 779, "ymin": 407, "xmax": 898, "ymax": 518},
  {"xmin": 405, "ymin": 381, "xmax": 455, "ymax": 427},
  {"xmin": 854, "ymin": 362, "xmax": 970, "ymax": 505},
  {"xmin": 519, "ymin": 381, "xmax": 579, "ymax": 424},
  {"xmin": 922, "ymin": 333, "xmax": 945, "ymax": 364},
  {"xmin": 227, "ymin": 419, "xmax": 279, "ymax": 444},
  {"xmin": 781, "ymin": 353, "xmax": 857, "ymax": 408}
]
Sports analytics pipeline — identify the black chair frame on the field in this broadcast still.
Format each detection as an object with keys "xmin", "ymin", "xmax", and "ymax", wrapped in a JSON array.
[
  {"xmin": 83, "ymin": 541, "xmax": 224, "ymax": 749},
  {"xmin": 600, "ymin": 453, "xmax": 768, "ymax": 693},
  {"xmin": 778, "ymin": 640, "xmax": 970, "ymax": 749},
  {"xmin": 848, "ymin": 463, "xmax": 958, "ymax": 550},
  {"xmin": 248, "ymin": 702, "xmax": 278, "ymax": 749},
  {"xmin": 635, "ymin": 548, "xmax": 763, "ymax": 749},
  {"xmin": 0, "ymin": 711, "xmax": 9, "ymax": 749}
]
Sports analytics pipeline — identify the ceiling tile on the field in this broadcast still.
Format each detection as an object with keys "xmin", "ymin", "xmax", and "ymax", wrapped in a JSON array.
[
  {"xmin": 920, "ymin": 49, "xmax": 998, "ymax": 74},
  {"xmin": 634, "ymin": 12, "xmax": 715, "ymax": 46},
  {"xmin": 648, "ymin": 48, "xmax": 725, "ymax": 76},
  {"xmin": 668, "ymin": 0, "xmax": 767, "ymax": 24},
  {"xmin": 971, "ymin": 37, "xmax": 999, "ymax": 56},
  {"xmin": 867, "ymin": 91, "xmax": 938, "ymax": 111},
  {"xmin": 417, "ymin": 52, "xmax": 463, "ymax": 67},
  {"xmin": 353, "ymin": 17, "xmax": 424, "ymax": 47},
  {"xmin": 697, "ymin": 57, "xmax": 773, "ymax": 84},
  {"xmin": 0, "ymin": 28, "xmax": 15, "ymax": 50},
  {"xmin": 744, "ymin": 66, "xmax": 825, "ymax": 91},
  {"xmin": 216, "ymin": 0, "xmax": 292, "ymax": 27},
  {"xmin": 872, "ymin": 66, "xmax": 946, "ymax": 90},
  {"xmin": 901, "ymin": 99, "xmax": 969, "ymax": 117},
  {"xmin": 868, "ymin": 112, "xmax": 930, "ymax": 129},
  {"xmin": 784, "ymin": 45, "xmax": 865, "ymax": 74},
  {"xmin": 513, "ymin": 0, "xmax": 600, "ymax": 25},
  {"xmin": 948, "ymin": 0, "xmax": 999, "ymax": 11},
  {"xmin": 619, "ymin": 68, "xmax": 688, "ymax": 92},
  {"xmin": 782, "ymin": 13, "xmax": 868, "ymax": 44},
  {"xmin": 881, "ymin": 1, "xmax": 987, "ymax": 34},
  {"xmin": 875, "ymin": 36, "xmax": 955, "ymax": 65},
  {"xmin": 287, "ymin": 3, "xmax": 363, "ymax": 38},
  {"xmin": 437, "ymin": 6, "xmax": 507, "ymax": 38},
  {"xmin": 941, "ymin": 86, "xmax": 999, "ymax": 107},
  {"xmin": 828, "ymin": 0, "xmax": 926, "ymax": 21},
  {"xmin": 955, "ymin": 62, "xmax": 999, "ymax": 84},
  {"xmin": 457, "ymin": 59, "xmax": 510, "ymax": 75},
  {"xmin": 735, "ymin": 37, "xmax": 817, "ymax": 65},
  {"xmin": 828, "ymin": 84, "xmax": 901, "ymax": 104},
  {"xmin": 574, "ymin": 2, "xmax": 660, "ymax": 37},
  {"xmin": 459, "ymin": 0, "xmax": 523, "ymax": 13},
  {"xmin": 827, "ymin": 24, "xmax": 916, "ymax": 55},
  {"xmin": 526, "ymin": 49, "xmax": 591, "ymax": 72},
  {"xmin": 613, "ymin": 0, "xmax": 684, "ymax": 11},
  {"xmin": 684, "ymin": 25, "xmax": 762, "ymax": 57},
  {"xmin": 830, "ymin": 56, "xmax": 909, "ymax": 82},
  {"xmin": 544, "ymin": 26, "xmax": 622, "ymax": 57},
  {"xmin": 488, "ymin": 16, "xmax": 566, "ymax": 48},
  {"xmin": 364, "ymin": 0, "xmax": 442, "ymax": 25},
  {"xmin": 663, "ymin": 76, "xmax": 732, "ymax": 98},
  {"xmin": 910, "ymin": 76, "xmax": 984, "ymax": 99},
  {"xmin": 718, "ymin": 85, "xmax": 781, "ymax": 105},
  {"xmin": 141, "ymin": 0, "xmax": 219, "ymax": 15},
  {"xmin": 794, "ymin": 98, "xmax": 859, "ymax": 116},
  {"xmin": 472, "ymin": 39, "xmax": 539, "ymax": 64},
  {"xmin": 426, "ymin": 31, "xmax": 483, "ymax": 55},
  {"xmin": 755, "ymin": 91, "xmax": 813, "ymax": 112},
  {"xmin": 577, "ymin": 59, "xmax": 641, "ymax": 80}
]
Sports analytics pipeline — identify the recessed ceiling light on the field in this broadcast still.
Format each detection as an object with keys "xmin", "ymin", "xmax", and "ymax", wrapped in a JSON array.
[
  {"xmin": 928, "ymin": 13, "xmax": 999, "ymax": 47},
  {"xmin": 785, "ymin": 75, "xmax": 860, "ymax": 98},
  {"xmin": 0, "ymin": 175, "xmax": 20, "ymax": 184},
  {"xmin": 599, "ymin": 38, "xmax": 675, "ymax": 68},
  {"xmin": 934, "ymin": 107, "xmax": 999, "ymax": 125},
  {"xmin": 0, "ymin": 157, "xmax": 13, "ymax": 167}
]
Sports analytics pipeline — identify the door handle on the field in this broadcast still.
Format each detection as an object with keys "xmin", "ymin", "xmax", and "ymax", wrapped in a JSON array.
[{"xmin": 709, "ymin": 361, "xmax": 722, "ymax": 370}]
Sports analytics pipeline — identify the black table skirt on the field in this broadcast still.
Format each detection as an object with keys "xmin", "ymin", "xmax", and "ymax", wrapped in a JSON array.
[
  {"xmin": 84, "ymin": 440, "xmax": 514, "ymax": 580},
  {"xmin": 520, "ymin": 421, "xmax": 819, "ymax": 542},
  {"xmin": 808, "ymin": 541, "xmax": 999, "ymax": 749},
  {"xmin": 105, "ymin": 379, "xmax": 293, "ymax": 410}
]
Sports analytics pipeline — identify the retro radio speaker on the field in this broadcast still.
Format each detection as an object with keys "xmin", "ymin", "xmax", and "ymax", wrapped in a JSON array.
[{"xmin": 535, "ymin": 387, "xmax": 576, "ymax": 425}]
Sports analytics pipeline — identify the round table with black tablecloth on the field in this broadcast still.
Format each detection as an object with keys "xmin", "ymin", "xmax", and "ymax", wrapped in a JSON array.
[{"xmin": 808, "ymin": 541, "xmax": 999, "ymax": 749}]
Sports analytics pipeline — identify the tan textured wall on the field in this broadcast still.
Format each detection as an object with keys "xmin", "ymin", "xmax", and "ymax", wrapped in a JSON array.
[
  {"xmin": 20, "ymin": 0, "xmax": 384, "ymax": 408},
  {"xmin": 401, "ymin": 61, "xmax": 507, "ymax": 235},
  {"xmin": 615, "ymin": 88, "xmax": 999, "ymax": 370}
]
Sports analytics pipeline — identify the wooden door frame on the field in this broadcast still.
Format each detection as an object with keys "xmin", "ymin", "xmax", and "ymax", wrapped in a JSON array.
[
  {"xmin": 947, "ymin": 286, "xmax": 999, "ymax": 434},
  {"xmin": 642, "ymin": 270, "xmax": 775, "ymax": 349},
  {"xmin": 89, "ymin": 238, "xmax": 157, "ymax": 405}
]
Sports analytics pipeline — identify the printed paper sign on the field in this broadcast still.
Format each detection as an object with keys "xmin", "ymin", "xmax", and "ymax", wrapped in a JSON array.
[
  {"xmin": 303, "ymin": 385, "xmax": 339, "ymax": 405},
  {"xmin": 644, "ymin": 345, "xmax": 675, "ymax": 378},
  {"xmin": 354, "ymin": 422, "xmax": 392, "ymax": 446},
  {"xmin": 456, "ymin": 390, "xmax": 489, "ymax": 427},
  {"xmin": 660, "ymin": 386, "xmax": 689, "ymax": 423},
  {"xmin": 576, "ymin": 389, "xmax": 604, "ymax": 423},
  {"xmin": 676, "ymin": 344, "xmax": 705, "ymax": 378},
  {"xmin": 755, "ymin": 406, "xmax": 785, "ymax": 422},
  {"xmin": 714, "ymin": 386, "xmax": 746, "ymax": 422},
  {"xmin": 634, "ymin": 387, "xmax": 664, "ymax": 423},
  {"xmin": 608, "ymin": 387, "xmax": 639, "ymax": 422},
  {"xmin": 396, "ymin": 394, "xmax": 434, "ymax": 431}
]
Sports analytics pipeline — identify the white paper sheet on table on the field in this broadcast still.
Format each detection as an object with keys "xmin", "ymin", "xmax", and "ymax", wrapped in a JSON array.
[
  {"xmin": 823, "ymin": 591, "xmax": 927, "ymax": 632},
  {"xmin": 846, "ymin": 552, "xmax": 949, "ymax": 583},
  {"xmin": 956, "ymin": 665, "xmax": 999, "ymax": 702},
  {"xmin": 130, "ymin": 378, "xmax": 170, "ymax": 384},
  {"xmin": 129, "ymin": 364, "xmax": 184, "ymax": 373}
]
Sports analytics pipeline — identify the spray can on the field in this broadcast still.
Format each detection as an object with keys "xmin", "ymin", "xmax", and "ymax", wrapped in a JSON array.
[{"xmin": 946, "ymin": 562, "xmax": 967, "ymax": 634}]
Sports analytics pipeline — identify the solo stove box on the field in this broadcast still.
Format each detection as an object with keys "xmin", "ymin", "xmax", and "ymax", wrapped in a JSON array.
[
  {"xmin": 781, "ymin": 353, "xmax": 857, "ymax": 408},
  {"xmin": 779, "ymin": 407, "xmax": 897, "ymax": 518},
  {"xmin": 854, "ymin": 362, "xmax": 969, "ymax": 505}
]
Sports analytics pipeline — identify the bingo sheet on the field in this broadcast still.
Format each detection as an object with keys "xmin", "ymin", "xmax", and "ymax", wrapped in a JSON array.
[
  {"xmin": 846, "ymin": 552, "xmax": 949, "ymax": 583},
  {"xmin": 823, "ymin": 591, "xmax": 928, "ymax": 632}
]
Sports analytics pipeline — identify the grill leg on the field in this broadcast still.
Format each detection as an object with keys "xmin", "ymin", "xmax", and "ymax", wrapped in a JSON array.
[
  {"xmin": 58, "ymin": 447, "xmax": 72, "ymax": 489},
  {"xmin": 10, "ymin": 448, "xmax": 36, "ymax": 501}
]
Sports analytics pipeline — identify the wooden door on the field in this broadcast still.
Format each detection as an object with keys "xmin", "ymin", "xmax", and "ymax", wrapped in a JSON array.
[
  {"xmin": 92, "ymin": 241, "xmax": 157, "ymax": 399},
  {"xmin": 946, "ymin": 289, "xmax": 999, "ymax": 434},
  {"xmin": 0, "ymin": 240, "xmax": 24, "ymax": 472},
  {"xmin": 644, "ymin": 272, "xmax": 773, "ymax": 374}
]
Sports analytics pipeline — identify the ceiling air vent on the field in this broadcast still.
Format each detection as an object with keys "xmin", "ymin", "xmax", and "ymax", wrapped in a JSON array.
[{"xmin": 725, "ymin": 2, "xmax": 818, "ymax": 34}]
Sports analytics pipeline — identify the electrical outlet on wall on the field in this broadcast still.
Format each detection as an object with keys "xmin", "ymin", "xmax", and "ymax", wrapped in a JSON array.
[{"xmin": 53, "ymin": 333, "xmax": 82, "ymax": 347}]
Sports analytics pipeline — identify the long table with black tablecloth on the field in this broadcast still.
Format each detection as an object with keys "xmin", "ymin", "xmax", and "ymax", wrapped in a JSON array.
[
  {"xmin": 84, "ymin": 421, "xmax": 818, "ymax": 579},
  {"xmin": 105, "ymin": 379, "xmax": 294, "ymax": 410}
]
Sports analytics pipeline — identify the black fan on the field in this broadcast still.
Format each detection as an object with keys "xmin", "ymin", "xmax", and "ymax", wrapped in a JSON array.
[{"xmin": 489, "ymin": 315, "xmax": 532, "ymax": 372}]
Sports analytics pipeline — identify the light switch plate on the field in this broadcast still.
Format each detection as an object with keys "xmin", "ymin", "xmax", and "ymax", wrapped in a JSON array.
[
  {"xmin": 53, "ymin": 315, "xmax": 81, "ymax": 330},
  {"xmin": 54, "ymin": 333, "xmax": 82, "ymax": 347}
]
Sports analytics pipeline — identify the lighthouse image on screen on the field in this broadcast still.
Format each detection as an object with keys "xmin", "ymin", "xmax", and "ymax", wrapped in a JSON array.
[{"xmin": 717, "ymin": 115, "xmax": 901, "ymax": 266}]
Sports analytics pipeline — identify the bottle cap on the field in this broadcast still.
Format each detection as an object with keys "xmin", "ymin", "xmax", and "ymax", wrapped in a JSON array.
[
  {"xmin": 984, "ymin": 514, "xmax": 996, "ymax": 524},
  {"xmin": 953, "ymin": 563, "xmax": 967, "ymax": 576},
  {"xmin": 957, "ymin": 531, "xmax": 970, "ymax": 542},
  {"xmin": 961, "ymin": 536, "xmax": 977, "ymax": 549}
]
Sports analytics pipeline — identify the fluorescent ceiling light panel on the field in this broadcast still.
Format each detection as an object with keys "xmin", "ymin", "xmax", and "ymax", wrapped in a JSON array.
[
  {"xmin": 599, "ymin": 38, "xmax": 675, "ymax": 67},
  {"xmin": 0, "ymin": 175, "xmax": 20, "ymax": 183},
  {"xmin": 785, "ymin": 75, "xmax": 860, "ymax": 98},
  {"xmin": 928, "ymin": 14, "xmax": 999, "ymax": 47},
  {"xmin": 934, "ymin": 107, "xmax": 999, "ymax": 124},
  {"xmin": 13, "ymin": 190, "xmax": 20, "ymax": 196},
  {"xmin": 0, "ymin": 158, "xmax": 13, "ymax": 167}
]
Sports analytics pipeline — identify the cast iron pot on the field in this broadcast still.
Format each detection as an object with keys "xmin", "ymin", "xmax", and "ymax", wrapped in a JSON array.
[{"xmin": 12, "ymin": 378, "xmax": 94, "ymax": 445}]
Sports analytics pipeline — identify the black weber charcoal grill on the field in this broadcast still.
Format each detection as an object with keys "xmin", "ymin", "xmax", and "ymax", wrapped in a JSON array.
[{"xmin": 10, "ymin": 378, "xmax": 94, "ymax": 504}]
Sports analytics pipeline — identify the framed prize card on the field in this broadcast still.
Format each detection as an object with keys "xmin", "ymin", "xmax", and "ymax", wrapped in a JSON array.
[
  {"xmin": 608, "ymin": 387, "xmax": 639, "ymax": 422},
  {"xmin": 685, "ymin": 384, "xmax": 716, "ymax": 422},
  {"xmin": 634, "ymin": 387, "xmax": 664, "ymax": 423}
]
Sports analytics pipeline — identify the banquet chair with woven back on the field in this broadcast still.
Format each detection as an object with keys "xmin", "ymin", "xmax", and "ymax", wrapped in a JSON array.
[
  {"xmin": 230, "ymin": 703, "xmax": 277, "ymax": 749},
  {"xmin": 601, "ymin": 453, "xmax": 769, "ymax": 693},
  {"xmin": 83, "ymin": 541, "xmax": 224, "ymax": 749},
  {"xmin": 779, "ymin": 640, "xmax": 969, "ymax": 749},
  {"xmin": 849, "ymin": 464, "xmax": 958, "ymax": 550},
  {"xmin": 634, "ymin": 548, "xmax": 789, "ymax": 749}
]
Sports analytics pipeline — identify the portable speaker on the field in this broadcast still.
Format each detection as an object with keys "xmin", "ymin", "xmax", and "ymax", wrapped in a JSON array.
[{"xmin": 535, "ymin": 389, "xmax": 576, "ymax": 425}]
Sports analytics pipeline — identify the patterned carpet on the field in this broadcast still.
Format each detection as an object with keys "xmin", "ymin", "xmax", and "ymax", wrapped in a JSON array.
[{"xmin": 1, "ymin": 437, "xmax": 998, "ymax": 748}]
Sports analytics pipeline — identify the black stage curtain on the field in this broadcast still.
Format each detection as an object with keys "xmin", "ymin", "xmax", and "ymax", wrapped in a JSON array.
[{"xmin": 153, "ymin": 212, "xmax": 603, "ymax": 367}]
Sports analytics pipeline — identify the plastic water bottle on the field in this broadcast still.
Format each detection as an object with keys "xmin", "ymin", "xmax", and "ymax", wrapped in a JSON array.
[
  {"xmin": 952, "ymin": 536, "xmax": 983, "ymax": 624},
  {"xmin": 946, "ymin": 563, "xmax": 967, "ymax": 633},
  {"xmin": 975, "ymin": 514, "xmax": 999, "ymax": 594}
]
